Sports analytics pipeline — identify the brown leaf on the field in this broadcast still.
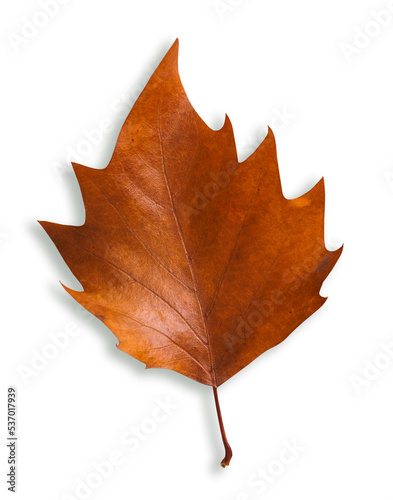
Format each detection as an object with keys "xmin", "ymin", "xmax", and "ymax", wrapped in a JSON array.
[{"xmin": 40, "ymin": 39, "xmax": 342, "ymax": 467}]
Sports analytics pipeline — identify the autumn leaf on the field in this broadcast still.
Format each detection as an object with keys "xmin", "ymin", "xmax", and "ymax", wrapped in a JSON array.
[{"xmin": 40, "ymin": 39, "xmax": 342, "ymax": 467}]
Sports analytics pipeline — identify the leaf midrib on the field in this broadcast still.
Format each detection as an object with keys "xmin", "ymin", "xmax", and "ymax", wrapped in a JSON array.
[{"xmin": 157, "ymin": 99, "xmax": 217, "ymax": 387}]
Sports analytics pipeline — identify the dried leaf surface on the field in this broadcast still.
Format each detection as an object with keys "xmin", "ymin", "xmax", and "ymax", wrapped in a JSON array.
[{"xmin": 40, "ymin": 40, "xmax": 342, "ymax": 466}]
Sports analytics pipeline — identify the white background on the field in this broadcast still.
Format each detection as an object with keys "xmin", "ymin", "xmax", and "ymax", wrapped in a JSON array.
[{"xmin": 2, "ymin": 0, "xmax": 393, "ymax": 499}]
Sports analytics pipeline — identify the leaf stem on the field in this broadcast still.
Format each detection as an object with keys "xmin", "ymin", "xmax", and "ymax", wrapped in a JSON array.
[{"xmin": 213, "ymin": 386, "xmax": 232, "ymax": 467}]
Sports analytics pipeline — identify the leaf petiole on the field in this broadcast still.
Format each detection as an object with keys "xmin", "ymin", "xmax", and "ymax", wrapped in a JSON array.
[{"xmin": 213, "ymin": 386, "xmax": 232, "ymax": 467}]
